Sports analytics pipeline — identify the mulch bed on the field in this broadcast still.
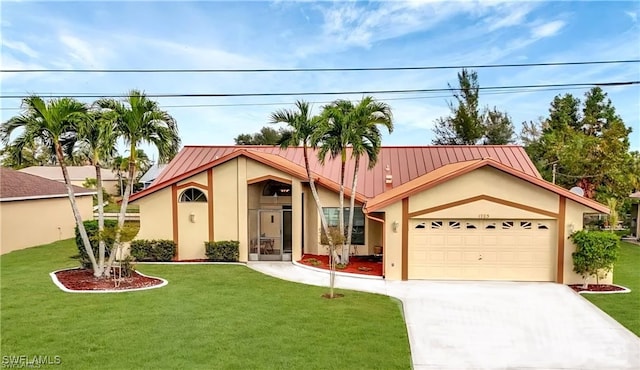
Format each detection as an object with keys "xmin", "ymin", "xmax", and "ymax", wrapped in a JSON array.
[
  {"xmin": 55, "ymin": 269, "xmax": 163, "ymax": 291},
  {"xmin": 569, "ymin": 284, "xmax": 626, "ymax": 293},
  {"xmin": 298, "ymin": 254, "xmax": 383, "ymax": 276}
]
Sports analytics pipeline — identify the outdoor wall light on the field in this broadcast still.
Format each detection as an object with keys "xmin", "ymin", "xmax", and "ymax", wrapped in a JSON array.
[
  {"xmin": 392, "ymin": 220, "xmax": 399, "ymax": 233},
  {"xmin": 189, "ymin": 213, "xmax": 196, "ymax": 223},
  {"xmin": 568, "ymin": 223, "xmax": 575, "ymax": 233}
]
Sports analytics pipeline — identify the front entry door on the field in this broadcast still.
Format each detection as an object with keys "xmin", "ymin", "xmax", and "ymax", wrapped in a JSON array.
[{"xmin": 258, "ymin": 210, "xmax": 282, "ymax": 261}]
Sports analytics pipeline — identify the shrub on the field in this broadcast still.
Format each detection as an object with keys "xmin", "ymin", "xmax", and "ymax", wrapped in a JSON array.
[
  {"xmin": 571, "ymin": 230, "xmax": 620, "ymax": 287},
  {"xmin": 205, "ymin": 241, "xmax": 239, "ymax": 262},
  {"xmin": 130, "ymin": 240, "xmax": 175, "ymax": 262},
  {"xmin": 336, "ymin": 263, "xmax": 348, "ymax": 270},
  {"xmin": 75, "ymin": 220, "xmax": 117, "ymax": 268},
  {"xmin": 304, "ymin": 258, "xmax": 322, "ymax": 266}
]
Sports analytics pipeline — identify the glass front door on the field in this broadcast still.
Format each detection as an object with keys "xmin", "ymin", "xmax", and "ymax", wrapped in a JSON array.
[{"xmin": 258, "ymin": 210, "xmax": 282, "ymax": 261}]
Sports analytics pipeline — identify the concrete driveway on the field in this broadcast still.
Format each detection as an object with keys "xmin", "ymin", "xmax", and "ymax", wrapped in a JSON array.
[{"xmin": 248, "ymin": 262, "xmax": 640, "ymax": 369}]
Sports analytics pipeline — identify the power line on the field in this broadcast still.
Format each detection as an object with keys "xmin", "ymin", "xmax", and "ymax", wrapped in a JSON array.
[
  {"xmin": 0, "ymin": 85, "xmax": 598, "ymax": 111},
  {"xmin": 2, "ymin": 59, "xmax": 638, "ymax": 74},
  {"xmin": 1, "ymin": 81, "xmax": 637, "ymax": 100}
]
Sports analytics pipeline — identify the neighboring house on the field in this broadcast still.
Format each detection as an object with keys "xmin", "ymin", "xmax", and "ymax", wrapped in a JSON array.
[
  {"xmin": 0, "ymin": 167, "xmax": 95, "ymax": 254},
  {"xmin": 139, "ymin": 163, "xmax": 168, "ymax": 190},
  {"xmin": 129, "ymin": 145, "xmax": 609, "ymax": 284},
  {"xmin": 630, "ymin": 191, "xmax": 640, "ymax": 239},
  {"xmin": 19, "ymin": 165, "xmax": 119, "ymax": 195}
]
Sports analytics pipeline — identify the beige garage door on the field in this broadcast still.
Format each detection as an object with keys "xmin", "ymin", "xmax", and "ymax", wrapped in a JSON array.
[{"xmin": 408, "ymin": 219, "xmax": 556, "ymax": 281}]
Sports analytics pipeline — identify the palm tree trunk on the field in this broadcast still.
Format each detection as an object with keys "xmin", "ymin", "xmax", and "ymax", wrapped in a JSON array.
[
  {"xmin": 56, "ymin": 143, "xmax": 101, "ymax": 276},
  {"xmin": 303, "ymin": 145, "xmax": 338, "ymax": 297},
  {"xmin": 95, "ymin": 161, "xmax": 106, "ymax": 272},
  {"xmin": 339, "ymin": 150, "xmax": 348, "ymax": 264},
  {"xmin": 105, "ymin": 147, "xmax": 136, "ymax": 271},
  {"xmin": 346, "ymin": 156, "xmax": 360, "ymax": 258}
]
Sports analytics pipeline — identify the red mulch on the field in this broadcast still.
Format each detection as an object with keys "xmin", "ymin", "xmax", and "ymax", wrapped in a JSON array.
[
  {"xmin": 55, "ymin": 269, "xmax": 163, "ymax": 291},
  {"xmin": 569, "ymin": 284, "xmax": 625, "ymax": 293},
  {"xmin": 299, "ymin": 254, "xmax": 383, "ymax": 276}
]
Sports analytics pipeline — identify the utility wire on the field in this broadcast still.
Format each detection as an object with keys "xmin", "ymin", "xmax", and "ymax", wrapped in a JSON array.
[
  {"xmin": 1, "ymin": 81, "xmax": 637, "ymax": 99},
  {"xmin": 0, "ymin": 85, "xmax": 599, "ymax": 111},
  {"xmin": 2, "ymin": 59, "xmax": 638, "ymax": 73}
]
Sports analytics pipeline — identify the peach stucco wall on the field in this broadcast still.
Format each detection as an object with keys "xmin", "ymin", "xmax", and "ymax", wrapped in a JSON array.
[
  {"xmin": 135, "ymin": 187, "xmax": 173, "ymax": 241},
  {"xmin": 0, "ymin": 195, "xmax": 93, "ymax": 254}
]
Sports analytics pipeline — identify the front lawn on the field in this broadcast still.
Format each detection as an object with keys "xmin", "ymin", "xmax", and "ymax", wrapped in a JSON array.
[
  {"xmin": 1, "ymin": 240, "xmax": 411, "ymax": 369},
  {"xmin": 584, "ymin": 241, "xmax": 640, "ymax": 336}
]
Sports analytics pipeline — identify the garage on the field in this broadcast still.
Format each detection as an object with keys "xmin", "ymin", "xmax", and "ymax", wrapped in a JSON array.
[{"xmin": 408, "ymin": 218, "xmax": 556, "ymax": 281}]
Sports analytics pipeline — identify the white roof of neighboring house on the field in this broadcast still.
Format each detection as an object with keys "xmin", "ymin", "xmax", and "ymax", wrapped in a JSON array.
[
  {"xmin": 19, "ymin": 165, "xmax": 118, "ymax": 182},
  {"xmin": 1, "ymin": 167, "xmax": 95, "ymax": 202},
  {"xmin": 139, "ymin": 163, "xmax": 168, "ymax": 184}
]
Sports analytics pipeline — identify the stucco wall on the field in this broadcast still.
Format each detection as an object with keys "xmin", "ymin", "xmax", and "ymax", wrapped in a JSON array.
[
  {"xmin": 213, "ymin": 160, "xmax": 239, "ymax": 242},
  {"xmin": 409, "ymin": 167, "xmax": 559, "ymax": 215},
  {"xmin": 0, "ymin": 196, "xmax": 93, "ymax": 254},
  {"xmin": 563, "ymin": 200, "xmax": 613, "ymax": 285},
  {"xmin": 135, "ymin": 187, "xmax": 173, "ymax": 241},
  {"xmin": 381, "ymin": 201, "xmax": 403, "ymax": 280}
]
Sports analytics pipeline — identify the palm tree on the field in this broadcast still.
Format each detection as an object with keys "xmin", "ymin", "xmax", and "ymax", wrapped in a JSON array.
[
  {"xmin": 78, "ymin": 109, "xmax": 118, "ymax": 274},
  {"xmin": 0, "ymin": 96, "xmax": 100, "ymax": 274},
  {"xmin": 317, "ymin": 99, "xmax": 355, "ymax": 263},
  {"xmin": 344, "ymin": 97, "xmax": 393, "ymax": 257},
  {"xmin": 270, "ymin": 100, "xmax": 339, "ymax": 297},
  {"xmin": 96, "ymin": 90, "xmax": 180, "ymax": 272}
]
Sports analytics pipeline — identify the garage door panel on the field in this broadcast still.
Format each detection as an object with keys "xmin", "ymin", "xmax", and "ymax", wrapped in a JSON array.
[{"xmin": 408, "ymin": 218, "xmax": 556, "ymax": 281}]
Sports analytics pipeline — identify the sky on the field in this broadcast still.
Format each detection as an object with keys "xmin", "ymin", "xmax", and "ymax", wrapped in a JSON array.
[{"xmin": 1, "ymin": 0, "xmax": 639, "ymax": 161}]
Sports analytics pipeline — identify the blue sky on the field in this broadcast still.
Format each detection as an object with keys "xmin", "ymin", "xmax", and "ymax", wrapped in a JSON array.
[{"xmin": 1, "ymin": 0, "xmax": 639, "ymax": 160}]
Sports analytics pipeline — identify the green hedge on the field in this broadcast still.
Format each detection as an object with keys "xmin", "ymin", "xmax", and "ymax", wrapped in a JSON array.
[
  {"xmin": 75, "ymin": 220, "xmax": 117, "ymax": 268},
  {"xmin": 130, "ymin": 240, "xmax": 175, "ymax": 262},
  {"xmin": 205, "ymin": 241, "xmax": 239, "ymax": 262}
]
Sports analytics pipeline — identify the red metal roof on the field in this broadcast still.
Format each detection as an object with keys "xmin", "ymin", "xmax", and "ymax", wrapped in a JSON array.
[
  {"xmin": 149, "ymin": 145, "xmax": 540, "ymax": 200},
  {"xmin": 1, "ymin": 167, "xmax": 95, "ymax": 201}
]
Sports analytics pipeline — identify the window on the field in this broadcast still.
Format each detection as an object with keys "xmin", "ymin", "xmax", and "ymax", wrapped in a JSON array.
[
  {"xmin": 322, "ymin": 207, "xmax": 365, "ymax": 245},
  {"xmin": 537, "ymin": 223, "xmax": 549, "ymax": 230},
  {"xmin": 431, "ymin": 221, "xmax": 443, "ymax": 229},
  {"xmin": 415, "ymin": 222, "xmax": 426, "ymax": 229},
  {"xmin": 449, "ymin": 221, "xmax": 461, "ymax": 229},
  {"xmin": 502, "ymin": 221, "xmax": 514, "ymax": 229},
  {"xmin": 262, "ymin": 180, "xmax": 292, "ymax": 196},
  {"xmin": 520, "ymin": 221, "xmax": 532, "ymax": 229},
  {"xmin": 485, "ymin": 222, "xmax": 496, "ymax": 229},
  {"xmin": 466, "ymin": 222, "xmax": 477, "ymax": 229},
  {"xmin": 179, "ymin": 188, "xmax": 207, "ymax": 202}
]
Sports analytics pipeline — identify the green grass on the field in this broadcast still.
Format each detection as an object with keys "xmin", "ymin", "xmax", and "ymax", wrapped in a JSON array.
[
  {"xmin": 584, "ymin": 241, "xmax": 640, "ymax": 336},
  {"xmin": 101, "ymin": 203, "xmax": 139, "ymax": 213},
  {"xmin": 1, "ymin": 240, "xmax": 411, "ymax": 369}
]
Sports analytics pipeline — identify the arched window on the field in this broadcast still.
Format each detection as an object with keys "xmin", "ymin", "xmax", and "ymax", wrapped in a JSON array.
[
  {"xmin": 179, "ymin": 188, "xmax": 207, "ymax": 202},
  {"xmin": 262, "ymin": 180, "xmax": 291, "ymax": 196}
]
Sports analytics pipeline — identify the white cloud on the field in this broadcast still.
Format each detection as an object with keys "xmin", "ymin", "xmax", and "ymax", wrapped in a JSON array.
[
  {"xmin": 625, "ymin": 11, "xmax": 637, "ymax": 22},
  {"xmin": 1, "ymin": 39, "xmax": 38, "ymax": 58},
  {"xmin": 58, "ymin": 33, "xmax": 115, "ymax": 69},
  {"xmin": 531, "ymin": 20, "xmax": 565, "ymax": 39}
]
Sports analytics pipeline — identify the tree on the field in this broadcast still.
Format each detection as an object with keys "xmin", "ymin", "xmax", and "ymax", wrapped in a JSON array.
[
  {"xmin": 270, "ymin": 100, "xmax": 339, "ymax": 297},
  {"xmin": 341, "ymin": 97, "xmax": 393, "ymax": 263},
  {"xmin": 317, "ymin": 100, "xmax": 353, "ymax": 264},
  {"xmin": 525, "ymin": 88, "xmax": 634, "ymax": 203},
  {"xmin": 570, "ymin": 230, "xmax": 620, "ymax": 288},
  {"xmin": 234, "ymin": 126, "xmax": 287, "ymax": 145},
  {"xmin": 432, "ymin": 69, "xmax": 484, "ymax": 145},
  {"xmin": 96, "ymin": 90, "xmax": 180, "ymax": 275},
  {"xmin": 432, "ymin": 69, "xmax": 514, "ymax": 145},
  {"xmin": 78, "ymin": 109, "xmax": 117, "ymax": 273},
  {"xmin": 483, "ymin": 107, "xmax": 514, "ymax": 145},
  {"xmin": 0, "ymin": 96, "xmax": 100, "ymax": 274}
]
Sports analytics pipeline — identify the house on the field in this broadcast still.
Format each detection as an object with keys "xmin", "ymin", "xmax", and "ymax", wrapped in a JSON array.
[
  {"xmin": 138, "ymin": 163, "xmax": 168, "ymax": 190},
  {"xmin": 19, "ymin": 165, "xmax": 120, "ymax": 195},
  {"xmin": 0, "ymin": 167, "xmax": 95, "ymax": 254},
  {"xmin": 630, "ymin": 191, "xmax": 640, "ymax": 239},
  {"xmin": 128, "ymin": 145, "xmax": 609, "ymax": 284}
]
